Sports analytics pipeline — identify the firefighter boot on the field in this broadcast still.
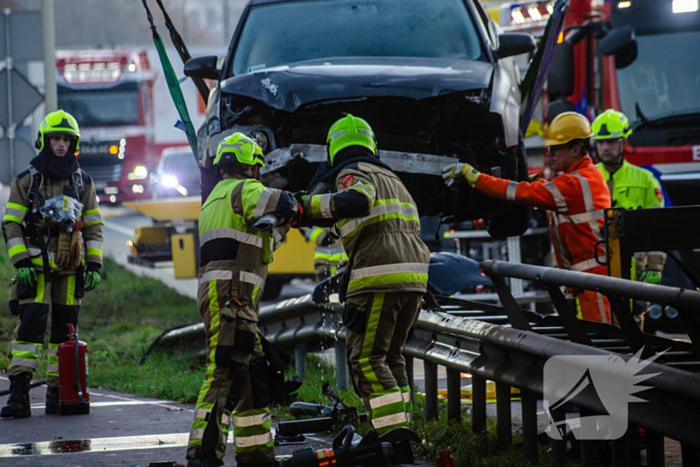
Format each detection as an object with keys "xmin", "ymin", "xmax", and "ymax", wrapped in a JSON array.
[
  {"xmin": 0, "ymin": 372, "xmax": 32, "ymax": 418},
  {"xmin": 45, "ymin": 386, "xmax": 60, "ymax": 415}
]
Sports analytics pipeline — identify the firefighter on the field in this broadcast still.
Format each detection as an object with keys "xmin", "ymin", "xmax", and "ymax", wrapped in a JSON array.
[
  {"xmin": 187, "ymin": 133, "xmax": 298, "ymax": 467},
  {"xmin": 592, "ymin": 109, "xmax": 666, "ymax": 284},
  {"xmin": 443, "ymin": 111, "xmax": 613, "ymax": 323},
  {"xmin": 297, "ymin": 115, "xmax": 430, "ymax": 447},
  {"xmin": 301, "ymin": 226, "xmax": 348, "ymax": 281},
  {"xmin": 1, "ymin": 110, "xmax": 103, "ymax": 418}
]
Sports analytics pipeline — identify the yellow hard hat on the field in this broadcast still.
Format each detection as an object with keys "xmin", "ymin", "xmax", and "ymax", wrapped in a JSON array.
[{"xmin": 544, "ymin": 111, "xmax": 594, "ymax": 147}]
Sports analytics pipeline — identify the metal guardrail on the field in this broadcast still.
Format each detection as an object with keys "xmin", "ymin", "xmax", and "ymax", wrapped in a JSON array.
[{"xmin": 254, "ymin": 261, "xmax": 700, "ymax": 466}]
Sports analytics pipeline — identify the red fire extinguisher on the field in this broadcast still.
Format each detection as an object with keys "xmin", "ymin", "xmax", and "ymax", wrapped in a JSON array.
[{"xmin": 58, "ymin": 323, "xmax": 90, "ymax": 415}]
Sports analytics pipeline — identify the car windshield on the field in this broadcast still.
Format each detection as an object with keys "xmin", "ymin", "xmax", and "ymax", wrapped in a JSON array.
[
  {"xmin": 232, "ymin": 0, "xmax": 484, "ymax": 76},
  {"xmin": 58, "ymin": 85, "xmax": 140, "ymax": 127},
  {"xmin": 162, "ymin": 151, "xmax": 198, "ymax": 175},
  {"xmin": 618, "ymin": 31, "xmax": 700, "ymax": 125}
]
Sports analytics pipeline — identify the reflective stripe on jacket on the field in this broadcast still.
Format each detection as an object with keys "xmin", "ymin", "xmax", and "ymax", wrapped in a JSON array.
[
  {"xmin": 2, "ymin": 167, "xmax": 103, "ymax": 270},
  {"xmin": 198, "ymin": 176, "xmax": 291, "ymax": 308},
  {"xmin": 304, "ymin": 227, "xmax": 348, "ymax": 265},
  {"xmin": 476, "ymin": 156, "xmax": 611, "ymax": 273},
  {"xmin": 303, "ymin": 161, "xmax": 430, "ymax": 298}
]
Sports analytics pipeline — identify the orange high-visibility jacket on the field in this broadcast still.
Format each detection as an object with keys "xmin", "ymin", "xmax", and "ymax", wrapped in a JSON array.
[{"xmin": 476, "ymin": 156, "xmax": 611, "ymax": 274}]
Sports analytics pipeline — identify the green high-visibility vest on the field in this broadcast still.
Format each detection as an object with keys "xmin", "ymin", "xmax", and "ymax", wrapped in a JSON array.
[
  {"xmin": 597, "ymin": 160, "xmax": 664, "ymax": 210},
  {"xmin": 199, "ymin": 177, "xmax": 273, "ymax": 266}
]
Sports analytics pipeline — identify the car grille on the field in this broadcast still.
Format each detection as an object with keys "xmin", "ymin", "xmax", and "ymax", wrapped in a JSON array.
[{"xmin": 79, "ymin": 139, "xmax": 125, "ymax": 183}]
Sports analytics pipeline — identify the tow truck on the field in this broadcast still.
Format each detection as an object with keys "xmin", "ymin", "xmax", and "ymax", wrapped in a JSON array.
[{"xmin": 56, "ymin": 49, "xmax": 158, "ymax": 204}]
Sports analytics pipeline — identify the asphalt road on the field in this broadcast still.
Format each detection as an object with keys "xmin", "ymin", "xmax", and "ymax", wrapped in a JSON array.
[{"xmin": 0, "ymin": 377, "xmax": 356, "ymax": 467}]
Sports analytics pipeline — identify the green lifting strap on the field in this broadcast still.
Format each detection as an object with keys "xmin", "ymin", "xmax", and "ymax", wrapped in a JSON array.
[{"xmin": 141, "ymin": 0, "xmax": 198, "ymax": 156}]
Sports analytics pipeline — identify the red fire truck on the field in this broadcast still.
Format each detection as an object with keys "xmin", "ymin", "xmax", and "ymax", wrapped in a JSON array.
[
  {"xmin": 56, "ymin": 49, "xmax": 158, "ymax": 203},
  {"xmin": 502, "ymin": 0, "xmax": 700, "ymax": 206}
]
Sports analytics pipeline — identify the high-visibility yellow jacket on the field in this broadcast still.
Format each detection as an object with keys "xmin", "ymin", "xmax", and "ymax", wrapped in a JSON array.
[
  {"xmin": 3, "ymin": 167, "xmax": 103, "ymax": 272},
  {"xmin": 198, "ymin": 175, "xmax": 293, "ymax": 310},
  {"xmin": 303, "ymin": 161, "xmax": 430, "ymax": 299},
  {"xmin": 597, "ymin": 160, "xmax": 666, "ymax": 273}
]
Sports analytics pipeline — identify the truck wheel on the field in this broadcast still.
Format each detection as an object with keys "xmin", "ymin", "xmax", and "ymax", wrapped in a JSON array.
[
  {"xmin": 486, "ymin": 204, "xmax": 530, "ymax": 238},
  {"xmin": 487, "ymin": 134, "xmax": 530, "ymax": 238},
  {"xmin": 262, "ymin": 277, "xmax": 284, "ymax": 301}
]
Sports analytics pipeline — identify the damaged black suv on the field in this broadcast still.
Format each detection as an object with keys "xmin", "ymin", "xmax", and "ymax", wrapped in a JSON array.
[{"xmin": 185, "ymin": 0, "xmax": 536, "ymax": 237}]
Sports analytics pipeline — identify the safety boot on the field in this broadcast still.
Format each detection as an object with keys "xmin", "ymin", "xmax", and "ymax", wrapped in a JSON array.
[
  {"xmin": 45, "ymin": 386, "xmax": 60, "ymax": 414},
  {"xmin": 0, "ymin": 372, "xmax": 32, "ymax": 418},
  {"xmin": 390, "ymin": 439, "xmax": 415, "ymax": 465}
]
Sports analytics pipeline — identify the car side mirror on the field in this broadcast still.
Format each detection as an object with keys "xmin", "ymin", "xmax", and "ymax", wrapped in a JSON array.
[
  {"xmin": 494, "ymin": 33, "xmax": 537, "ymax": 60},
  {"xmin": 184, "ymin": 56, "xmax": 221, "ymax": 80},
  {"xmin": 600, "ymin": 26, "xmax": 638, "ymax": 69},
  {"xmin": 548, "ymin": 41, "xmax": 574, "ymax": 98}
]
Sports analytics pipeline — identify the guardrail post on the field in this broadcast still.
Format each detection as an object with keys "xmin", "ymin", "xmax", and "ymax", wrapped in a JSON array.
[
  {"xmin": 490, "ymin": 275, "xmax": 533, "ymax": 331},
  {"xmin": 472, "ymin": 374, "xmax": 486, "ymax": 434},
  {"xmin": 521, "ymin": 391, "xmax": 538, "ymax": 462},
  {"xmin": 295, "ymin": 343, "xmax": 307, "ymax": 379},
  {"xmin": 335, "ymin": 340, "xmax": 348, "ymax": 392},
  {"xmin": 424, "ymin": 360, "xmax": 439, "ymax": 421},
  {"xmin": 611, "ymin": 430, "xmax": 630, "ymax": 467},
  {"xmin": 496, "ymin": 381, "xmax": 512, "ymax": 447},
  {"xmin": 681, "ymin": 443, "xmax": 699, "ymax": 466},
  {"xmin": 645, "ymin": 431, "xmax": 664, "ymax": 467},
  {"xmin": 608, "ymin": 295, "xmax": 654, "ymax": 360},
  {"xmin": 549, "ymin": 407, "xmax": 567, "ymax": 466},
  {"xmin": 406, "ymin": 355, "xmax": 415, "ymax": 409},
  {"xmin": 447, "ymin": 368, "xmax": 461, "ymax": 422}
]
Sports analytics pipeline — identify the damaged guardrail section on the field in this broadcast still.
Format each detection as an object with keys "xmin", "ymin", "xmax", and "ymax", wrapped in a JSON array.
[{"xmin": 256, "ymin": 262, "xmax": 700, "ymax": 465}]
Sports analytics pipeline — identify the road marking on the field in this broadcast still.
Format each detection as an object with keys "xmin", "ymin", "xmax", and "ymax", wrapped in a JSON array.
[
  {"xmin": 30, "ymin": 400, "xmax": 180, "ymax": 409},
  {"xmin": 0, "ymin": 433, "xmax": 191, "ymax": 457},
  {"xmin": 0, "ymin": 432, "xmax": 236, "ymax": 458},
  {"xmin": 103, "ymin": 221, "xmax": 136, "ymax": 237}
]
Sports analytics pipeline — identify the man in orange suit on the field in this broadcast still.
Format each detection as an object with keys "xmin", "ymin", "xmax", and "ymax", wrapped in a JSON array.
[{"xmin": 443, "ymin": 112, "xmax": 612, "ymax": 323}]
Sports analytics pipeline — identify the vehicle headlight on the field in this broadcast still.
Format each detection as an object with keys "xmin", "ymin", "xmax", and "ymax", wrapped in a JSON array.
[
  {"xmin": 251, "ymin": 131, "xmax": 269, "ymax": 151},
  {"xmin": 128, "ymin": 166, "xmax": 148, "ymax": 180},
  {"xmin": 161, "ymin": 174, "xmax": 179, "ymax": 187}
]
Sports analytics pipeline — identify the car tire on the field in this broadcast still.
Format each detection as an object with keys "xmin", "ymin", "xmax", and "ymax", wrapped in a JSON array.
[{"xmin": 487, "ymin": 134, "xmax": 530, "ymax": 238}]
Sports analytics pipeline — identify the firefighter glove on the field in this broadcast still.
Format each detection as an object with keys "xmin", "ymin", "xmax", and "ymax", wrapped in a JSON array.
[
  {"xmin": 294, "ymin": 191, "xmax": 308, "ymax": 203},
  {"xmin": 17, "ymin": 262, "xmax": 37, "ymax": 288},
  {"xmin": 55, "ymin": 230, "xmax": 73, "ymax": 269},
  {"xmin": 85, "ymin": 263, "xmax": 101, "ymax": 292},
  {"xmin": 640, "ymin": 270, "xmax": 661, "ymax": 285},
  {"xmin": 442, "ymin": 162, "xmax": 481, "ymax": 188},
  {"xmin": 70, "ymin": 229, "xmax": 83, "ymax": 269},
  {"xmin": 288, "ymin": 203, "xmax": 303, "ymax": 228},
  {"xmin": 529, "ymin": 172, "xmax": 545, "ymax": 183}
]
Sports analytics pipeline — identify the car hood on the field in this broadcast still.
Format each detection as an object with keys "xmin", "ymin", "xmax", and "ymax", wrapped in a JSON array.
[{"xmin": 219, "ymin": 57, "xmax": 493, "ymax": 112}]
